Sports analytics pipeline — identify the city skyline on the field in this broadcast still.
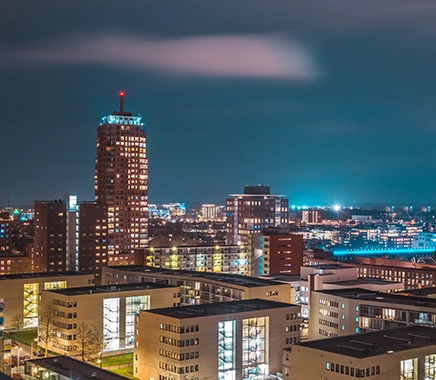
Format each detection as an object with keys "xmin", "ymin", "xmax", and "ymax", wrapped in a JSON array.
[{"xmin": 3, "ymin": 1, "xmax": 436, "ymax": 206}]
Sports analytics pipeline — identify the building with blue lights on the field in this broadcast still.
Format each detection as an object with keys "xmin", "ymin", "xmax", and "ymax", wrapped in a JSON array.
[{"xmin": 95, "ymin": 92, "xmax": 148, "ymax": 256}]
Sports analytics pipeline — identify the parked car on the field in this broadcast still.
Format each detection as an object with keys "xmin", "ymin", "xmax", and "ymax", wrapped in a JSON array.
[{"xmin": 33, "ymin": 350, "xmax": 44, "ymax": 357}]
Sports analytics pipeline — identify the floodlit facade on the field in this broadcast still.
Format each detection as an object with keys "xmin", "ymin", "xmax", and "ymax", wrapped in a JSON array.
[
  {"xmin": 134, "ymin": 299, "xmax": 301, "ymax": 380},
  {"xmin": 40, "ymin": 283, "xmax": 179, "ymax": 354},
  {"xmin": 102, "ymin": 266, "xmax": 295, "ymax": 305},
  {"xmin": 0, "ymin": 272, "xmax": 94, "ymax": 330},
  {"xmin": 226, "ymin": 185, "xmax": 289, "ymax": 245},
  {"xmin": 301, "ymin": 209, "xmax": 322, "ymax": 225},
  {"xmin": 145, "ymin": 245, "xmax": 250, "ymax": 275},
  {"xmin": 95, "ymin": 92, "xmax": 148, "ymax": 255},
  {"xmin": 290, "ymin": 325, "xmax": 436, "ymax": 380},
  {"xmin": 201, "ymin": 204, "xmax": 219, "ymax": 220}
]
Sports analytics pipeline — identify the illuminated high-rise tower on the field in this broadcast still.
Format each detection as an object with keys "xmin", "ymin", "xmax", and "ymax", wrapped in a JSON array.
[{"xmin": 95, "ymin": 92, "xmax": 148, "ymax": 256}]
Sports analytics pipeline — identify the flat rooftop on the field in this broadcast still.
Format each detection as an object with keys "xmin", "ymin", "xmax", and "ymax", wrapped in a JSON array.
[
  {"xmin": 298, "ymin": 325, "xmax": 436, "ymax": 358},
  {"xmin": 306, "ymin": 264, "xmax": 355, "ymax": 270},
  {"xmin": 108, "ymin": 265, "xmax": 283, "ymax": 287},
  {"xmin": 261, "ymin": 274, "xmax": 301, "ymax": 283},
  {"xmin": 315, "ymin": 288, "xmax": 436, "ymax": 308},
  {"xmin": 47, "ymin": 282, "xmax": 176, "ymax": 296},
  {"xmin": 0, "ymin": 271, "xmax": 91, "ymax": 281},
  {"xmin": 398, "ymin": 287, "xmax": 436, "ymax": 297},
  {"xmin": 27, "ymin": 356, "xmax": 127, "ymax": 380},
  {"xmin": 145, "ymin": 298, "xmax": 297, "ymax": 319},
  {"xmin": 329, "ymin": 278, "xmax": 403, "ymax": 286}
]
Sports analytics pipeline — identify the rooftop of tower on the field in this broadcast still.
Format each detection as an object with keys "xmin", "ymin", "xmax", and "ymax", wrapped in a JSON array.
[{"xmin": 100, "ymin": 91, "xmax": 144, "ymax": 126}]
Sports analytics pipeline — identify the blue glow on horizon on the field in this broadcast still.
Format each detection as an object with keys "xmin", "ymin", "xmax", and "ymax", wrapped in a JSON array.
[{"xmin": 333, "ymin": 247, "xmax": 436, "ymax": 256}]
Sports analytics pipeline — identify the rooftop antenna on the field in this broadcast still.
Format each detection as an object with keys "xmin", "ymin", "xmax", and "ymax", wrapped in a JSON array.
[{"xmin": 119, "ymin": 91, "xmax": 125, "ymax": 113}]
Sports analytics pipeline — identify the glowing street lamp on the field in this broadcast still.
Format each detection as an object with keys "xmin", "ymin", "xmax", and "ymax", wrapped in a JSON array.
[
  {"xmin": 333, "ymin": 204, "xmax": 340, "ymax": 212},
  {"xmin": 31, "ymin": 338, "xmax": 38, "ymax": 358},
  {"xmin": 17, "ymin": 346, "xmax": 22, "ymax": 367}
]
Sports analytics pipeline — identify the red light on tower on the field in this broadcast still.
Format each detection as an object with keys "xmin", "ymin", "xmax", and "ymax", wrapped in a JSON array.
[{"xmin": 119, "ymin": 91, "xmax": 125, "ymax": 112}]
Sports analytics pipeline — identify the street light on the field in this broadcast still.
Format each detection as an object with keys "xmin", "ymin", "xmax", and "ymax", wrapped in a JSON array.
[
  {"xmin": 31, "ymin": 338, "xmax": 38, "ymax": 359},
  {"xmin": 17, "ymin": 347, "xmax": 22, "ymax": 367}
]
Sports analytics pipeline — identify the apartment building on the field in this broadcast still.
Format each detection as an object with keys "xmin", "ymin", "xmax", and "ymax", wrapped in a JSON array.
[
  {"xmin": 226, "ymin": 185, "xmax": 288, "ymax": 246},
  {"xmin": 102, "ymin": 266, "xmax": 294, "ymax": 305},
  {"xmin": 146, "ymin": 245, "xmax": 250, "ymax": 276},
  {"xmin": 0, "ymin": 216, "xmax": 12, "ymax": 253},
  {"xmin": 134, "ymin": 299, "xmax": 301, "ymax": 380},
  {"xmin": 40, "ymin": 282, "xmax": 179, "ymax": 354},
  {"xmin": 249, "ymin": 229, "xmax": 303, "ymax": 277}
]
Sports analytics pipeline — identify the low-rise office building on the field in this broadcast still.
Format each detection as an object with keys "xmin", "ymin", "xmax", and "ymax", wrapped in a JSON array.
[
  {"xmin": 40, "ymin": 282, "xmax": 179, "ymax": 354},
  {"xmin": 134, "ymin": 299, "xmax": 301, "ymax": 380},
  {"xmin": 0, "ymin": 271, "xmax": 94, "ymax": 330},
  {"xmin": 290, "ymin": 325, "xmax": 436, "ymax": 380},
  {"xmin": 264, "ymin": 264, "xmax": 403, "ymax": 319},
  {"xmin": 102, "ymin": 265, "xmax": 294, "ymax": 305},
  {"xmin": 308, "ymin": 256, "xmax": 436, "ymax": 289},
  {"xmin": 309, "ymin": 287, "xmax": 436, "ymax": 340}
]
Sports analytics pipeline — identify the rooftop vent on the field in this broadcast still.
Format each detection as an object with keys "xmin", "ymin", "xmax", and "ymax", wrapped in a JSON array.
[
  {"xmin": 350, "ymin": 340, "xmax": 377, "ymax": 349},
  {"xmin": 337, "ymin": 344, "xmax": 369, "ymax": 353}
]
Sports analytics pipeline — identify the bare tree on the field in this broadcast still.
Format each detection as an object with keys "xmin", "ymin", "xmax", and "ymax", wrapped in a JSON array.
[
  {"xmin": 11, "ymin": 313, "xmax": 23, "ymax": 332},
  {"xmin": 74, "ymin": 322, "xmax": 91, "ymax": 361},
  {"xmin": 74, "ymin": 322, "xmax": 104, "ymax": 362},
  {"xmin": 90, "ymin": 322, "xmax": 104, "ymax": 357},
  {"xmin": 38, "ymin": 302, "xmax": 59, "ymax": 357}
]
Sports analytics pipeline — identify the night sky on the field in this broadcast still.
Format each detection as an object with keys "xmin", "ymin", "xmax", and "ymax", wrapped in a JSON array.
[{"xmin": 2, "ymin": 1, "xmax": 436, "ymax": 206}]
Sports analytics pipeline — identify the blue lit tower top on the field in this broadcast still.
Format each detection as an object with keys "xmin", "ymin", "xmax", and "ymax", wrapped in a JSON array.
[
  {"xmin": 95, "ymin": 92, "xmax": 148, "ymax": 255},
  {"xmin": 100, "ymin": 91, "xmax": 145, "ymax": 129}
]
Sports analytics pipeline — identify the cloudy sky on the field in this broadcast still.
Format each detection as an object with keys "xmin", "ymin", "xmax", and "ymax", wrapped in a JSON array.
[{"xmin": 2, "ymin": 0, "xmax": 436, "ymax": 206}]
